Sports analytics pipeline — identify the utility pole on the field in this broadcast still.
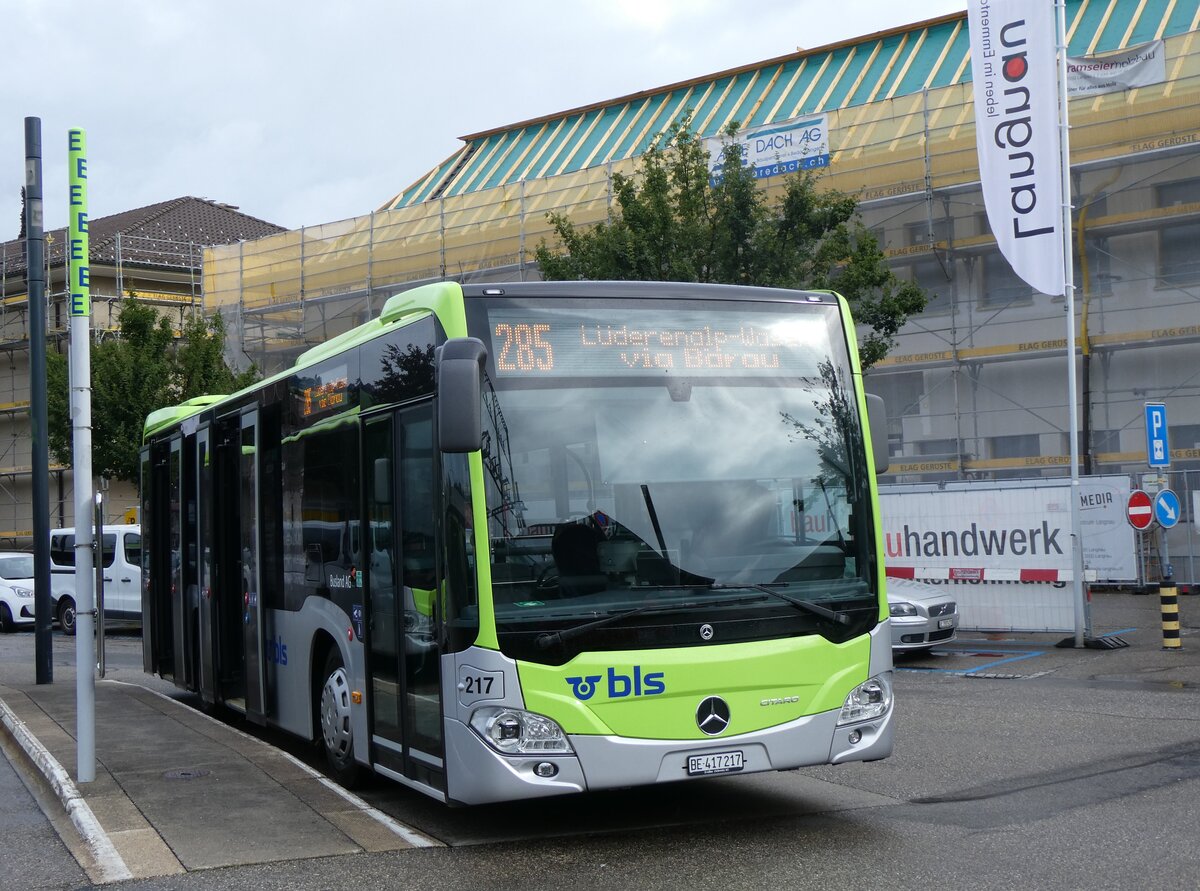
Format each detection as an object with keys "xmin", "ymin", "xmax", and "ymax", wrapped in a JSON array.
[{"xmin": 25, "ymin": 117, "xmax": 53, "ymax": 684}]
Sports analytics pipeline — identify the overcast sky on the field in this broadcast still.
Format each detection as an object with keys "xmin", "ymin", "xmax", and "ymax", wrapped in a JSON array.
[{"xmin": 2, "ymin": 0, "xmax": 965, "ymax": 237}]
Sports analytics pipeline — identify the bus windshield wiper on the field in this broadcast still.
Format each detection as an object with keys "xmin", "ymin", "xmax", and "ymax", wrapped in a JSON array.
[
  {"xmin": 534, "ymin": 596, "xmax": 766, "ymax": 650},
  {"xmin": 710, "ymin": 583, "xmax": 851, "ymax": 626}
]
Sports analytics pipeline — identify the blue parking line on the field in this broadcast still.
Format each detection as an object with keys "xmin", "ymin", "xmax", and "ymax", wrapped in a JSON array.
[
  {"xmin": 895, "ymin": 646, "xmax": 1045, "ymax": 676},
  {"xmin": 896, "ymin": 627, "xmax": 1142, "ymax": 676}
]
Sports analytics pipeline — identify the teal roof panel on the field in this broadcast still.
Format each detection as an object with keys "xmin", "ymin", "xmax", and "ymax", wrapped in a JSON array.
[
  {"xmin": 565, "ymin": 105, "xmax": 625, "ymax": 172},
  {"xmin": 1069, "ymin": 0, "xmax": 1112, "ymax": 53},
  {"xmin": 386, "ymin": 0, "xmax": 1197, "ymax": 211},
  {"xmin": 611, "ymin": 93, "xmax": 671, "ymax": 158},
  {"xmin": 798, "ymin": 46, "xmax": 852, "ymax": 115},
  {"xmin": 1094, "ymin": 1, "xmax": 1138, "ymax": 52},
  {"xmin": 483, "ymin": 125, "xmax": 543, "ymax": 188},
  {"xmin": 931, "ymin": 25, "xmax": 970, "ymax": 87},
  {"xmin": 744, "ymin": 59, "xmax": 803, "ymax": 129},
  {"xmin": 1165, "ymin": 0, "xmax": 1200, "ymax": 35},
  {"xmin": 588, "ymin": 103, "xmax": 635, "ymax": 166},
  {"xmin": 689, "ymin": 76, "xmax": 735, "ymax": 131},
  {"xmin": 894, "ymin": 20, "xmax": 957, "ymax": 95},
  {"xmin": 846, "ymin": 34, "xmax": 907, "ymax": 107}
]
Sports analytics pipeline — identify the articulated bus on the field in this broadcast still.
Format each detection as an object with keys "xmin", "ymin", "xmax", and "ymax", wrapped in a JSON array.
[{"xmin": 141, "ymin": 280, "xmax": 894, "ymax": 806}]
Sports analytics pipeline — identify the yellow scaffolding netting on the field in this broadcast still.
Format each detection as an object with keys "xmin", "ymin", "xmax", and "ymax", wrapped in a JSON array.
[{"xmin": 205, "ymin": 30, "xmax": 1200, "ymax": 369}]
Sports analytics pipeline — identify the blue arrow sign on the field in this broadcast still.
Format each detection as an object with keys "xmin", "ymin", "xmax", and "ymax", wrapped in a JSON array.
[
  {"xmin": 1154, "ymin": 489, "xmax": 1180, "ymax": 529},
  {"xmin": 1145, "ymin": 403, "xmax": 1170, "ymax": 468}
]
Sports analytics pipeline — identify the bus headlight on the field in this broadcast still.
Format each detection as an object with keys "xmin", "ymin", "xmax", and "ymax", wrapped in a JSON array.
[
  {"xmin": 470, "ymin": 706, "xmax": 574, "ymax": 755},
  {"xmin": 837, "ymin": 674, "xmax": 893, "ymax": 725}
]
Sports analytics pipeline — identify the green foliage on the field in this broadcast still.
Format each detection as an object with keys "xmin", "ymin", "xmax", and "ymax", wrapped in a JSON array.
[
  {"xmin": 535, "ymin": 118, "xmax": 927, "ymax": 367},
  {"xmin": 46, "ymin": 299, "xmax": 259, "ymax": 483}
]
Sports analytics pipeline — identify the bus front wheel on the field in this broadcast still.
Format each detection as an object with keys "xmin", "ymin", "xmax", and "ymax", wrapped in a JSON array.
[{"xmin": 318, "ymin": 649, "xmax": 360, "ymax": 787}]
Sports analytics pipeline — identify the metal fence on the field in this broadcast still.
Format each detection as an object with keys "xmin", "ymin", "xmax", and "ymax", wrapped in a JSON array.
[{"xmin": 1138, "ymin": 466, "xmax": 1199, "ymax": 588}]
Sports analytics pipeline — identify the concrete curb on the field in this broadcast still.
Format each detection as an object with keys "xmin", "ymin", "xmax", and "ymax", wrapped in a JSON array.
[{"xmin": 0, "ymin": 694, "xmax": 133, "ymax": 884}]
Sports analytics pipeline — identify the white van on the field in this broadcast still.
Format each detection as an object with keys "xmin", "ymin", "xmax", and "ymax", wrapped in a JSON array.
[{"xmin": 49, "ymin": 524, "xmax": 142, "ymax": 635}]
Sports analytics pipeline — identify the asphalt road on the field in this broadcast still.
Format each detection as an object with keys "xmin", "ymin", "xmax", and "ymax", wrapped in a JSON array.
[{"xmin": 4, "ymin": 591, "xmax": 1199, "ymax": 889}]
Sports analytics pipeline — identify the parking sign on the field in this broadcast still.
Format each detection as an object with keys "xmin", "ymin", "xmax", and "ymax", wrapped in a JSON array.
[{"xmin": 1145, "ymin": 403, "xmax": 1169, "ymax": 468}]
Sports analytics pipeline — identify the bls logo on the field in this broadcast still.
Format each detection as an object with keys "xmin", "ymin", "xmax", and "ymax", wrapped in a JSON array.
[
  {"xmin": 566, "ymin": 666, "xmax": 665, "ymax": 701},
  {"xmin": 266, "ymin": 635, "xmax": 288, "ymax": 666}
]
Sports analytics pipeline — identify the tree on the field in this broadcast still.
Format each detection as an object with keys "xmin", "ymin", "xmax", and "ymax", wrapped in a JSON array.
[
  {"xmin": 46, "ymin": 299, "xmax": 258, "ymax": 483},
  {"xmin": 534, "ymin": 118, "xmax": 927, "ymax": 367}
]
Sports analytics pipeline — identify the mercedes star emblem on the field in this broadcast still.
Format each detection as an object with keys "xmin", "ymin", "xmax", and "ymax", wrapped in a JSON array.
[
  {"xmin": 696, "ymin": 696, "xmax": 731, "ymax": 735},
  {"xmin": 699, "ymin": 623, "xmax": 714, "ymax": 641}
]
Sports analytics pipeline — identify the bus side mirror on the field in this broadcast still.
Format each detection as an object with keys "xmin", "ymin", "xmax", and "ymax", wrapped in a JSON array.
[
  {"xmin": 437, "ymin": 337, "xmax": 488, "ymax": 453},
  {"xmin": 865, "ymin": 394, "xmax": 889, "ymax": 475}
]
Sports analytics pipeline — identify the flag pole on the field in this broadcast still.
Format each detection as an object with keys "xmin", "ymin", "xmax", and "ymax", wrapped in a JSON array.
[{"xmin": 1057, "ymin": 0, "xmax": 1089, "ymax": 647}]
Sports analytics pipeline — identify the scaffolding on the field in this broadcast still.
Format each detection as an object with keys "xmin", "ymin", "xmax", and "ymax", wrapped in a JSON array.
[
  {"xmin": 207, "ymin": 29, "xmax": 1200, "ymax": 369},
  {"xmin": 0, "ymin": 233, "xmax": 205, "ymax": 542}
]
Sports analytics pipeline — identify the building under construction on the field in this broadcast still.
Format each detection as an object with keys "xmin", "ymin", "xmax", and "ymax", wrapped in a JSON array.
[
  {"xmin": 199, "ymin": 0, "xmax": 1200, "ymax": 582},
  {"xmin": 7, "ymin": 1, "xmax": 1200, "ymax": 581},
  {"xmin": 0, "ymin": 197, "xmax": 284, "ymax": 540}
]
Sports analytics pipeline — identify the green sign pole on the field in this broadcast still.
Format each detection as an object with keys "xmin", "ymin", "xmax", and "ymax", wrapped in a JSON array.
[{"xmin": 68, "ymin": 127, "xmax": 96, "ymax": 783}]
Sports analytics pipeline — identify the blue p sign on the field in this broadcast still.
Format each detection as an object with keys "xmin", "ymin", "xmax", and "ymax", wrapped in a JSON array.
[{"xmin": 1145, "ymin": 403, "xmax": 1169, "ymax": 468}]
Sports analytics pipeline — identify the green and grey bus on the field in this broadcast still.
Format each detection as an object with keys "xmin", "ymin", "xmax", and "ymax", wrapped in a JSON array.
[{"xmin": 140, "ymin": 280, "xmax": 894, "ymax": 805}]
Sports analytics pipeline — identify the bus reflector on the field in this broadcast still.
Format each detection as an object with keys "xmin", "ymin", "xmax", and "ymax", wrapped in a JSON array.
[{"xmin": 351, "ymin": 691, "xmax": 362, "ymax": 704}]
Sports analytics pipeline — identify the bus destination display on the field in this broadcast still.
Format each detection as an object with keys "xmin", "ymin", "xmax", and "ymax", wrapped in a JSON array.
[
  {"xmin": 296, "ymin": 364, "xmax": 350, "ymax": 418},
  {"xmin": 488, "ymin": 307, "xmax": 826, "ymax": 378}
]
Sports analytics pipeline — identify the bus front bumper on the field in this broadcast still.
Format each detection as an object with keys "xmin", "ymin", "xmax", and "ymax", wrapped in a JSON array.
[{"xmin": 443, "ymin": 693, "xmax": 894, "ymax": 806}]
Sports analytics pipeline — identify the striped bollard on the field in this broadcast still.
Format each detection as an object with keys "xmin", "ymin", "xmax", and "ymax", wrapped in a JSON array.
[{"xmin": 1160, "ymin": 579, "xmax": 1181, "ymax": 650}]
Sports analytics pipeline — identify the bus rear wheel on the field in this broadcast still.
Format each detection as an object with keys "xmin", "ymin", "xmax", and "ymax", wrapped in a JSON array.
[{"xmin": 318, "ymin": 649, "xmax": 360, "ymax": 787}]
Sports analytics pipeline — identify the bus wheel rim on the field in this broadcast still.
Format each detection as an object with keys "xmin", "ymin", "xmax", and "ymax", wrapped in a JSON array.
[{"xmin": 320, "ymin": 666, "xmax": 353, "ymax": 761}]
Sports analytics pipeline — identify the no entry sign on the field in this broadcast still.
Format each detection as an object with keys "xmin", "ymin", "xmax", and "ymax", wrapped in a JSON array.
[{"xmin": 1127, "ymin": 489, "xmax": 1154, "ymax": 530}]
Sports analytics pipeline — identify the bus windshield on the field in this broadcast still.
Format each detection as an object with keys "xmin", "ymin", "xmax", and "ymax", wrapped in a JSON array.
[{"xmin": 468, "ymin": 296, "xmax": 879, "ymax": 664}]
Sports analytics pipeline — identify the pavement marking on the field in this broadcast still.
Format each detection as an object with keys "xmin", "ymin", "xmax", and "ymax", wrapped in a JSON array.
[
  {"xmin": 107, "ymin": 679, "xmax": 445, "ymax": 848},
  {"xmin": 896, "ymin": 646, "xmax": 1047, "ymax": 677},
  {"xmin": 897, "ymin": 627, "xmax": 1143, "ymax": 677},
  {"xmin": 0, "ymin": 694, "xmax": 133, "ymax": 884}
]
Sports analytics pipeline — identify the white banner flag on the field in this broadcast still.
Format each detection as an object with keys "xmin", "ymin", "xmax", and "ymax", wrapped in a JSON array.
[{"xmin": 968, "ymin": 0, "xmax": 1064, "ymax": 296}]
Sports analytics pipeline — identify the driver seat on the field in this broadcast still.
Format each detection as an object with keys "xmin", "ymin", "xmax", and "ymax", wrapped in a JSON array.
[{"xmin": 551, "ymin": 522, "xmax": 607, "ymax": 596}]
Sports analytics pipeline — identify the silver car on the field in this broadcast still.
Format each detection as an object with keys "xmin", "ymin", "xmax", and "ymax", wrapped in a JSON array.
[{"xmin": 886, "ymin": 577, "xmax": 959, "ymax": 652}]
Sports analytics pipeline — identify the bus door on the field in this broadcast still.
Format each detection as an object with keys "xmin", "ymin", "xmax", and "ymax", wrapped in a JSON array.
[
  {"xmin": 195, "ymin": 424, "xmax": 219, "ymax": 705},
  {"xmin": 239, "ymin": 409, "xmax": 268, "ymax": 724},
  {"xmin": 365, "ymin": 404, "xmax": 445, "ymax": 792},
  {"xmin": 171, "ymin": 430, "xmax": 199, "ymax": 690},
  {"xmin": 209, "ymin": 410, "xmax": 264, "ymax": 721},
  {"xmin": 141, "ymin": 443, "xmax": 175, "ymax": 678}
]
